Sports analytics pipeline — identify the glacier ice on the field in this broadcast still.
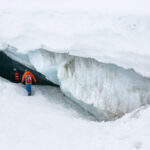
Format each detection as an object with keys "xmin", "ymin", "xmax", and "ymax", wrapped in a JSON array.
[
  {"xmin": 26, "ymin": 49, "xmax": 150, "ymax": 119},
  {"xmin": 1, "ymin": 47, "xmax": 150, "ymax": 120}
]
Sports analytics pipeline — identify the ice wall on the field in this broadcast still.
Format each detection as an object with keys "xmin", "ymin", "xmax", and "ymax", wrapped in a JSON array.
[
  {"xmin": 28, "ymin": 50, "xmax": 72, "ymax": 84},
  {"xmin": 28, "ymin": 49, "xmax": 150, "ymax": 118}
]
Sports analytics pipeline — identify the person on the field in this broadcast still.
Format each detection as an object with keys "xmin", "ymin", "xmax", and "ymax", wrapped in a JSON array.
[
  {"xmin": 13, "ymin": 68, "xmax": 20, "ymax": 83},
  {"xmin": 22, "ymin": 69, "xmax": 37, "ymax": 96}
]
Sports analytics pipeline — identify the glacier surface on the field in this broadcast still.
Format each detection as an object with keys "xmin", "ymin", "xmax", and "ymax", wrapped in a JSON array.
[
  {"xmin": 1, "ymin": 76, "xmax": 150, "ymax": 150},
  {"xmin": 26, "ymin": 49, "xmax": 150, "ymax": 118}
]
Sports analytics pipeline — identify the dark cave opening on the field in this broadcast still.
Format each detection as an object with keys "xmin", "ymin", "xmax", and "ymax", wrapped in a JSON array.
[{"xmin": 0, "ymin": 51, "xmax": 59, "ymax": 87}]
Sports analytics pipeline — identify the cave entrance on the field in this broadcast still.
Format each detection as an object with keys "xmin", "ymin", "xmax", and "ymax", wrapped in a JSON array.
[{"xmin": 0, "ymin": 51, "xmax": 58, "ymax": 86}]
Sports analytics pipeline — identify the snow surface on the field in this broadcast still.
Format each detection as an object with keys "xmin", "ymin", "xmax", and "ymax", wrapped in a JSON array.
[
  {"xmin": 0, "ymin": 0, "xmax": 150, "ymax": 15},
  {"xmin": 0, "ymin": 77, "xmax": 150, "ymax": 150},
  {"xmin": 0, "ymin": 5, "xmax": 150, "ymax": 77}
]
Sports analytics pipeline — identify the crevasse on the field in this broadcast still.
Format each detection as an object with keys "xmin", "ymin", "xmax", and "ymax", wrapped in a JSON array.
[{"xmin": 28, "ymin": 49, "xmax": 150, "ymax": 119}]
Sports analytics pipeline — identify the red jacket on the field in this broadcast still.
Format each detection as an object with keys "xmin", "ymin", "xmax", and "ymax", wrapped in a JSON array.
[{"xmin": 14, "ymin": 71, "xmax": 19, "ymax": 81}]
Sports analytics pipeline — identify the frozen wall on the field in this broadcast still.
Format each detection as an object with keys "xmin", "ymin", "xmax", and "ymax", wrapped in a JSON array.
[
  {"xmin": 28, "ymin": 50, "xmax": 72, "ymax": 84},
  {"xmin": 28, "ymin": 49, "xmax": 150, "ymax": 118}
]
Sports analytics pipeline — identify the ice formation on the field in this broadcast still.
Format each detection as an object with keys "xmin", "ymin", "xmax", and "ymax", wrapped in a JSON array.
[
  {"xmin": 1, "ymin": 46, "xmax": 150, "ymax": 120},
  {"xmin": 26, "ymin": 49, "xmax": 150, "ymax": 119},
  {"xmin": 0, "ymin": 7, "xmax": 150, "ymax": 120}
]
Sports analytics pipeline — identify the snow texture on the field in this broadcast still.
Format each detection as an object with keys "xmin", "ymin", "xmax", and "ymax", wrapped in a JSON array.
[{"xmin": 0, "ymin": 77, "xmax": 150, "ymax": 150}]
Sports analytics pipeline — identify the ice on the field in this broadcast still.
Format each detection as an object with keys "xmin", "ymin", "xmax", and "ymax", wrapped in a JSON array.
[
  {"xmin": 3, "ymin": 48, "xmax": 35, "ymax": 69},
  {"xmin": 26, "ymin": 49, "xmax": 150, "ymax": 118},
  {"xmin": 4, "ymin": 48, "xmax": 150, "ymax": 119},
  {"xmin": 1, "ymin": 43, "xmax": 150, "ymax": 119},
  {"xmin": 59, "ymin": 56, "xmax": 150, "ymax": 115},
  {"xmin": 28, "ymin": 50, "xmax": 71, "ymax": 84}
]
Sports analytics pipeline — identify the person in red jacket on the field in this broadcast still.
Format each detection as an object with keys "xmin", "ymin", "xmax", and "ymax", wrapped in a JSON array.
[
  {"xmin": 13, "ymin": 68, "xmax": 20, "ymax": 83},
  {"xmin": 22, "ymin": 69, "xmax": 37, "ymax": 96}
]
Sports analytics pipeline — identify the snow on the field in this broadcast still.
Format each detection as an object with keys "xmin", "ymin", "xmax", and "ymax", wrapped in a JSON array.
[
  {"xmin": 0, "ymin": 7, "xmax": 150, "ymax": 77},
  {"xmin": 0, "ymin": 0, "xmax": 150, "ymax": 149},
  {"xmin": 0, "ymin": 0, "xmax": 150, "ymax": 15},
  {"xmin": 0, "ymin": 77, "xmax": 150, "ymax": 150}
]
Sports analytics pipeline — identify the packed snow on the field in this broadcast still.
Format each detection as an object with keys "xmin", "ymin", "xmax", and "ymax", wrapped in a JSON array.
[{"xmin": 0, "ymin": 77, "xmax": 150, "ymax": 150}]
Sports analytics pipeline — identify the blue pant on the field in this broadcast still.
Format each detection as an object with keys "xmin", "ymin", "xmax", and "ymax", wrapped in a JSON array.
[{"xmin": 25, "ymin": 84, "xmax": 31, "ymax": 94}]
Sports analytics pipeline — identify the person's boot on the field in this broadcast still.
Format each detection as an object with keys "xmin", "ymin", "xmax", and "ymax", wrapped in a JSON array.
[{"xmin": 28, "ymin": 91, "xmax": 31, "ymax": 96}]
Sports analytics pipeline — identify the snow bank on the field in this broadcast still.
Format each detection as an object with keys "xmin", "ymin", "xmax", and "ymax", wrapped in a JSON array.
[
  {"xmin": 28, "ymin": 49, "xmax": 150, "ymax": 118},
  {"xmin": 0, "ymin": 11, "xmax": 150, "ymax": 77}
]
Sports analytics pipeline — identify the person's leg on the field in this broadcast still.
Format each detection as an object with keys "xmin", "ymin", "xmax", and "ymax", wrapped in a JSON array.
[
  {"xmin": 25, "ymin": 84, "xmax": 28, "ymax": 91},
  {"xmin": 25, "ymin": 84, "xmax": 31, "ymax": 96},
  {"xmin": 28, "ymin": 84, "xmax": 31, "ymax": 96}
]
